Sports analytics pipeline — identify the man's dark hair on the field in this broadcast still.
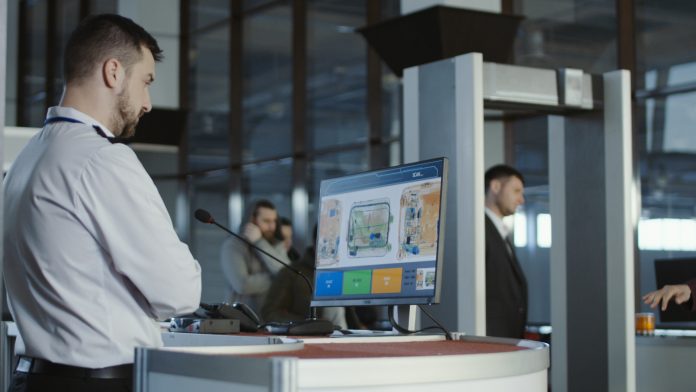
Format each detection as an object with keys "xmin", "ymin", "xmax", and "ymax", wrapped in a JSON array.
[
  {"xmin": 279, "ymin": 217, "xmax": 292, "ymax": 227},
  {"xmin": 64, "ymin": 14, "xmax": 163, "ymax": 83},
  {"xmin": 251, "ymin": 199, "xmax": 276, "ymax": 219},
  {"xmin": 485, "ymin": 164, "xmax": 525, "ymax": 192}
]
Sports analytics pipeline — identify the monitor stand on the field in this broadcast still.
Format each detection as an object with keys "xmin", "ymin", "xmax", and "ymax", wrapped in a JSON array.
[{"xmin": 392, "ymin": 305, "xmax": 418, "ymax": 332}]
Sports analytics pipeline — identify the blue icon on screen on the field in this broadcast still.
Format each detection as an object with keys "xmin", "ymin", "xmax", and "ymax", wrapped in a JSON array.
[{"xmin": 315, "ymin": 271, "xmax": 343, "ymax": 296}]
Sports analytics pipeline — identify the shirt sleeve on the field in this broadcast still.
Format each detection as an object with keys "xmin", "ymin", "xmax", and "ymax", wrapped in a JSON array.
[
  {"xmin": 686, "ymin": 279, "xmax": 696, "ymax": 312},
  {"xmin": 252, "ymin": 239, "xmax": 289, "ymax": 275},
  {"xmin": 220, "ymin": 238, "xmax": 271, "ymax": 295},
  {"xmin": 75, "ymin": 145, "xmax": 202, "ymax": 320}
]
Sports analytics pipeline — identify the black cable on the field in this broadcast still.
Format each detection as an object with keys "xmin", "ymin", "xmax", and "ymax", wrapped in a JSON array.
[
  {"xmin": 387, "ymin": 305, "xmax": 452, "ymax": 340},
  {"xmin": 418, "ymin": 304, "xmax": 453, "ymax": 340},
  {"xmin": 388, "ymin": 305, "xmax": 414, "ymax": 334}
]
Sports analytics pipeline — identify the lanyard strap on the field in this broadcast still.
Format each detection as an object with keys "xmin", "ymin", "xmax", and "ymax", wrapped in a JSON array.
[{"xmin": 44, "ymin": 116, "xmax": 118, "ymax": 144}]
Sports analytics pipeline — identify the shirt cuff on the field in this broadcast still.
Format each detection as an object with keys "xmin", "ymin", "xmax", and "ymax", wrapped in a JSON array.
[{"xmin": 686, "ymin": 279, "xmax": 696, "ymax": 311}]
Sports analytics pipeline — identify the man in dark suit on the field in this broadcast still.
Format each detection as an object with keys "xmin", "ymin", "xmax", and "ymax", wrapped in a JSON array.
[{"xmin": 484, "ymin": 164, "xmax": 527, "ymax": 338}]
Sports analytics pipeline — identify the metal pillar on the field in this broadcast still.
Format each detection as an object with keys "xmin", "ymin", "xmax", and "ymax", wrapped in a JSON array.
[
  {"xmin": 403, "ymin": 53, "xmax": 486, "ymax": 335},
  {"xmin": 551, "ymin": 111, "xmax": 613, "ymax": 391},
  {"xmin": 604, "ymin": 70, "xmax": 636, "ymax": 392},
  {"xmin": 548, "ymin": 115, "xmax": 568, "ymax": 391},
  {"xmin": 548, "ymin": 71, "xmax": 635, "ymax": 392}
]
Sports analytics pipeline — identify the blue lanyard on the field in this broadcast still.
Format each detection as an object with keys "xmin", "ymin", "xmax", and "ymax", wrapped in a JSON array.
[{"xmin": 44, "ymin": 116, "xmax": 118, "ymax": 144}]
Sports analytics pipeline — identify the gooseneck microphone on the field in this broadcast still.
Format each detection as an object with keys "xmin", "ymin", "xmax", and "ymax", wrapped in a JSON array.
[{"xmin": 194, "ymin": 208, "xmax": 334, "ymax": 335}]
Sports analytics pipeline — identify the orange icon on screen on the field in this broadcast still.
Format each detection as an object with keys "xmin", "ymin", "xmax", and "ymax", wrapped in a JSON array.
[{"xmin": 372, "ymin": 268, "xmax": 403, "ymax": 294}]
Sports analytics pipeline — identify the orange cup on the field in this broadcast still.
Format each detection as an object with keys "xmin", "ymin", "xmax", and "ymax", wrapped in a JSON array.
[{"xmin": 635, "ymin": 312, "xmax": 655, "ymax": 336}]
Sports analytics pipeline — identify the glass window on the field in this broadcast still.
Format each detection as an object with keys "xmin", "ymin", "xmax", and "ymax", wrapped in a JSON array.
[
  {"xmin": 636, "ymin": 1, "xmax": 696, "ymax": 91},
  {"xmin": 242, "ymin": 159, "xmax": 293, "ymax": 221},
  {"xmin": 513, "ymin": 211, "xmax": 527, "ymax": 247},
  {"xmin": 642, "ymin": 93, "xmax": 696, "ymax": 154},
  {"xmin": 16, "ymin": 0, "xmax": 119, "ymax": 126},
  {"xmin": 375, "ymin": 1, "xmax": 401, "ymax": 143},
  {"xmin": 514, "ymin": 0, "xmax": 617, "ymax": 74},
  {"xmin": 21, "ymin": 0, "xmax": 49, "ymax": 127},
  {"xmin": 381, "ymin": 72, "xmax": 401, "ymax": 141},
  {"xmin": 6, "ymin": 0, "xmax": 19, "ymax": 125},
  {"xmin": 190, "ymin": 0, "xmax": 231, "ymax": 32},
  {"xmin": 242, "ymin": 3, "xmax": 292, "ymax": 161},
  {"xmin": 190, "ymin": 173, "xmax": 233, "ymax": 303},
  {"xmin": 662, "ymin": 93, "xmax": 696, "ymax": 153},
  {"xmin": 307, "ymin": 1, "xmax": 368, "ymax": 150},
  {"xmin": 536, "ymin": 213, "xmax": 552, "ymax": 248},
  {"xmin": 639, "ymin": 219, "xmax": 696, "ymax": 251},
  {"xmin": 51, "ymin": 0, "xmax": 82, "ymax": 106},
  {"xmin": 188, "ymin": 21, "xmax": 231, "ymax": 169},
  {"xmin": 190, "ymin": 25, "xmax": 230, "ymax": 113}
]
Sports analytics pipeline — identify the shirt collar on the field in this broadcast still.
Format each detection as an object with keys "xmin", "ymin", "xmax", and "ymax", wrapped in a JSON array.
[
  {"xmin": 485, "ymin": 207, "xmax": 509, "ymax": 239},
  {"xmin": 46, "ymin": 106, "xmax": 116, "ymax": 138}
]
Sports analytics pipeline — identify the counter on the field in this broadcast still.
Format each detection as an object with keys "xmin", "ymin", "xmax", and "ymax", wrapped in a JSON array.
[
  {"xmin": 136, "ymin": 332, "xmax": 549, "ymax": 391},
  {"xmin": 636, "ymin": 330, "xmax": 696, "ymax": 392}
]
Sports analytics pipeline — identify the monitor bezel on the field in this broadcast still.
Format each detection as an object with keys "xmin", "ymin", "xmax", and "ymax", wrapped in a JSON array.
[{"xmin": 310, "ymin": 157, "xmax": 448, "ymax": 307}]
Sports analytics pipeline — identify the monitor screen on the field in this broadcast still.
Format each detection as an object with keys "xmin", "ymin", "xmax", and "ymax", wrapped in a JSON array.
[
  {"xmin": 311, "ymin": 158, "xmax": 448, "ymax": 307},
  {"xmin": 654, "ymin": 258, "xmax": 696, "ymax": 323}
]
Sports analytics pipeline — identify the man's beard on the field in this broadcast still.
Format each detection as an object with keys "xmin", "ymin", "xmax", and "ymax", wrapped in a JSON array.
[
  {"xmin": 262, "ymin": 230, "xmax": 277, "ymax": 244},
  {"xmin": 496, "ymin": 199, "xmax": 515, "ymax": 217},
  {"xmin": 111, "ymin": 90, "xmax": 141, "ymax": 138}
]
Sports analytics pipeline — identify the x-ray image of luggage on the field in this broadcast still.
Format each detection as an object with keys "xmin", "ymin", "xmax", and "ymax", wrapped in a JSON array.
[
  {"xmin": 317, "ymin": 199, "xmax": 342, "ymax": 266},
  {"xmin": 346, "ymin": 198, "xmax": 392, "ymax": 258},
  {"xmin": 398, "ymin": 181, "xmax": 441, "ymax": 259}
]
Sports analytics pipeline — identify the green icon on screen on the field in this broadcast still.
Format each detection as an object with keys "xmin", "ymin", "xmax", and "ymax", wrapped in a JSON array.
[{"xmin": 342, "ymin": 270, "xmax": 372, "ymax": 294}]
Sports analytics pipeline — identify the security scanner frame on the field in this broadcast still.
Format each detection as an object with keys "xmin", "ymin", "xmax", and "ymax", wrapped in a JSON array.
[{"xmin": 402, "ymin": 53, "xmax": 635, "ymax": 392}]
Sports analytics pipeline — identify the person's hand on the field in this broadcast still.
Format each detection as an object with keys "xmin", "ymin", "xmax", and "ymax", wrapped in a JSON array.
[
  {"xmin": 642, "ymin": 284, "xmax": 692, "ymax": 311},
  {"xmin": 242, "ymin": 222, "xmax": 262, "ymax": 243}
]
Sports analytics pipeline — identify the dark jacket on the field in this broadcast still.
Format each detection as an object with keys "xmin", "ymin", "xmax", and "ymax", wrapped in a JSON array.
[
  {"xmin": 261, "ymin": 248, "xmax": 314, "ymax": 323},
  {"xmin": 485, "ymin": 215, "xmax": 528, "ymax": 338}
]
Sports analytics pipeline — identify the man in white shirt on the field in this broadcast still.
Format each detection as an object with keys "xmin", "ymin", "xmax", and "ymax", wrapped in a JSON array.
[
  {"xmin": 484, "ymin": 164, "xmax": 527, "ymax": 338},
  {"xmin": 4, "ymin": 14, "xmax": 201, "ymax": 392}
]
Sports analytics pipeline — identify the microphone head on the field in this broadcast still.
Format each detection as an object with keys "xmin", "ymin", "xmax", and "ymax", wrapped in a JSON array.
[{"xmin": 194, "ymin": 209, "xmax": 214, "ymax": 224}]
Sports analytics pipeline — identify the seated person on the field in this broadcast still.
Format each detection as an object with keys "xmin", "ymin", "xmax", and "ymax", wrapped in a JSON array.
[
  {"xmin": 279, "ymin": 216, "xmax": 301, "ymax": 263},
  {"xmin": 261, "ymin": 229, "xmax": 353, "ymax": 329}
]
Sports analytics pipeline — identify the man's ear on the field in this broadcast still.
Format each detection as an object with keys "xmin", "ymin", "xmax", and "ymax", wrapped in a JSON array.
[
  {"xmin": 489, "ymin": 179, "xmax": 502, "ymax": 195},
  {"xmin": 102, "ymin": 58, "xmax": 124, "ymax": 89}
]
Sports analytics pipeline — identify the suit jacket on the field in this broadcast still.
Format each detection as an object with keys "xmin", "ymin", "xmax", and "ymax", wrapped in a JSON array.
[{"xmin": 485, "ymin": 215, "xmax": 528, "ymax": 338}]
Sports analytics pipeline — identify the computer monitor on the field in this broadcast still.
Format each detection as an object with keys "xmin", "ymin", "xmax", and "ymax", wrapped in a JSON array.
[
  {"xmin": 311, "ymin": 158, "xmax": 448, "ymax": 307},
  {"xmin": 654, "ymin": 258, "xmax": 696, "ymax": 323}
]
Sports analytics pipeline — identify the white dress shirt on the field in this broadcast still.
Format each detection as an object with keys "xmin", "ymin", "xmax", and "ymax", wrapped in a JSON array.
[
  {"xmin": 485, "ymin": 207, "xmax": 509, "ymax": 239},
  {"xmin": 485, "ymin": 207, "xmax": 515, "ymax": 256},
  {"xmin": 3, "ymin": 106, "xmax": 202, "ymax": 368}
]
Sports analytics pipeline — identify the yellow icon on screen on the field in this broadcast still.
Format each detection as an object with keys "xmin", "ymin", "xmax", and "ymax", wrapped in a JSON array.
[{"xmin": 371, "ymin": 268, "xmax": 402, "ymax": 294}]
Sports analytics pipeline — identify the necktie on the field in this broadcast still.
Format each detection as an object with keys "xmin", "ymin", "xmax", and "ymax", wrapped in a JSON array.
[{"xmin": 504, "ymin": 235, "xmax": 515, "ymax": 258}]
